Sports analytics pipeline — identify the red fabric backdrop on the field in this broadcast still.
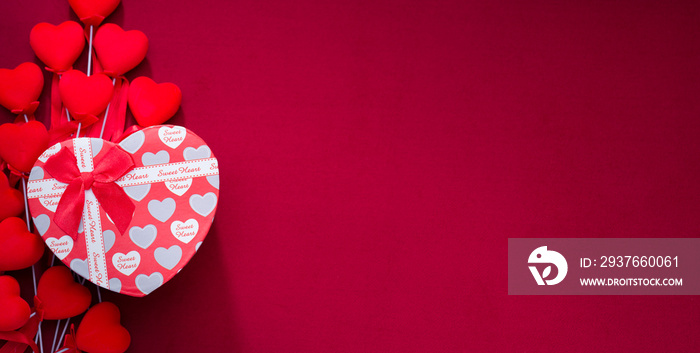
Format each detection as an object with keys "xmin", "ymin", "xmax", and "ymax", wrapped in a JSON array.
[{"xmin": 1, "ymin": 0, "xmax": 699, "ymax": 351}]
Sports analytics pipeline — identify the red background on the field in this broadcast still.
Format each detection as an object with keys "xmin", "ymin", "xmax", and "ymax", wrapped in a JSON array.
[{"xmin": 1, "ymin": 0, "xmax": 700, "ymax": 351}]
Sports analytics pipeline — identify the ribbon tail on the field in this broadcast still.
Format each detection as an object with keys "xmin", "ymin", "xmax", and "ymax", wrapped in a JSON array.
[
  {"xmin": 115, "ymin": 78, "xmax": 129, "ymax": 141},
  {"xmin": 57, "ymin": 324, "xmax": 80, "ymax": 353},
  {"xmin": 48, "ymin": 120, "xmax": 81, "ymax": 145},
  {"xmin": 53, "ymin": 180, "xmax": 86, "ymax": 239},
  {"xmin": 50, "ymin": 73, "xmax": 62, "ymax": 129},
  {"xmin": 94, "ymin": 183, "xmax": 135, "ymax": 235},
  {"xmin": 84, "ymin": 78, "xmax": 124, "ymax": 140}
]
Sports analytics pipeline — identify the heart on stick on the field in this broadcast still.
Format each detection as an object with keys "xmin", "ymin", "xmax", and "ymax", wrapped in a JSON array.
[
  {"xmin": 68, "ymin": 0, "xmax": 121, "ymax": 27},
  {"xmin": 59, "ymin": 70, "xmax": 114, "ymax": 122},
  {"xmin": 0, "ymin": 120, "xmax": 49, "ymax": 173},
  {"xmin": 30, "ymin": 21, "xmax": 86, "ymax": 72},
  {"xmin": 0, "ymin": 173, "xmax": 24, "ymax": 222},
  {"xmin": 0, "ymin": 217, "xmax": 45, "ymax": 271},
  {"xmin": 76, "ymin": 302, "xmax": 131, "ymax": 353},
  {"xmin": 37, "ymin": 266, "xmax": 92, "ymax": 320},
  {"xmin": 128, "ymin": 77, "xmax": 182, "ymax": 127},
  {"xmin": 0, "ymin": 275, "xmax": 31, "ymax": 331},
  {"xmin": 0, "ymin": 62, "xmax": 43, "ymax": 115},
  {"xmin": 94, "ymin": 24, "xmax": 148, "ymax": 76}
]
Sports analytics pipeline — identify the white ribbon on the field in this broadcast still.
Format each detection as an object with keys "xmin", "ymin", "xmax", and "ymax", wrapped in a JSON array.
[{"xmin": 75, "ymin": 138, "xmax": 109, "ymax": 289}]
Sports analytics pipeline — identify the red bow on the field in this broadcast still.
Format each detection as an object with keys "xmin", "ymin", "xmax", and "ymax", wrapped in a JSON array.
[
  {"xmin": 44, "ymin": 144, "xmax": 135, "ymax": 238},
  {"xmin": 57, "ymin": 323, "xmax": 81, "ymax": 353}
]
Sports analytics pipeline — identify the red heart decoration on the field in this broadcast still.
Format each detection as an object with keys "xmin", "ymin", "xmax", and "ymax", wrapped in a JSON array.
[
  {"xmin": 128, "ymin": 77, "xmax": 182, "ymax": 127},
  {"xmin": 37, "ymin": 266, "xmax": 92, "ymax": 320},
  {"xmin": 0, "ymin": 121, "xmax": 49, "ymax": 173},
  {"xmin": 68, "ymin": 0, "xmax": 120, "ymax": 27},
  {"xmin": 0, "ymin": 173, "xmax": 24, "ymax": 222},
  {"xmin": 30, "ymin": 21, "xmax": 85, "ymax": 73},
  {"xmin": 94, "ymin": 24, "xmax": 148, "ymax": 76},
  {"xmin": 0, "ymin": 62, "xmax": 44, "ymax": 114},
  {"xmin": 0, "ymin": 217, "xmax": 45, "ymax": 271},
  {"xmin": 0, "ymin": 275, "xmax": 31, "ymax": 331},
  {"xmin": 76, "ymin": 302, "xmax": 131, "ymax": 353},
  {"xmin": 59, "ymin": 70, "xmax": 114, "ymax": 120}
]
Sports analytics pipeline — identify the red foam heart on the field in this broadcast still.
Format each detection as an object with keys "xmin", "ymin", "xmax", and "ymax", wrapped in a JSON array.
[
  {"xmin": 37, "ymin": 266, "xmax": 92, "ymax": 320},
  {"xmin": 94, "ymin": 24, "xmax": 148, "ymax": 76},
  {"xmin": 59, "ymin": 70, "xmax": 114, "ymax": 120},
  {"xmin": 0, "ymin": 62, "xmax": 44, "ymax": 114},
  {"xmin": 0, "ymin": 121, "xmax": 49, "ymax": 173},
  {"xmin": 0, "ymin": 275, "xmax": 31, "ymax": 331},
  {"xmin": 128, "ymin": 77, "xmax": 182, "ymax": 127},
  {"xmin": 0, "ymin": 217, "xmax": 45, "ymax": 271},
  {"xmin": 30, "ymin": 21, "xmax": 86, "ymax": 72},
  {"xmin": 76, "ymin": 302, "xmax": 131, "ymax": 353},
  {"xmin": 68, "ymin": 0, "xmax": 120, "ymax": 26},
  {"xmin": 0, "ymin": 173, "xmax": 24, "ymax": 222}
]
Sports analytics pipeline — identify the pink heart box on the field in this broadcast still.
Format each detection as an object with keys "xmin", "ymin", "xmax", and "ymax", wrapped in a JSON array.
[{"xmin": 27, "ymin": 125, "xmax": 220, "ymax": 297}]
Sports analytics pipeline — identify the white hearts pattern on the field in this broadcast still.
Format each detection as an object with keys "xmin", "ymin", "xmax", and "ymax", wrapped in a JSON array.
[
  {"xmin": 109, "ymin": 278, "xmax": 122, "ymax": 293},
  {"xmin": 206, "ymin": 175, "xmax": 219, "ymax": 189},
  {"xmin": 158, "ymin": 126, "xmax": 186, "ymax": 149},
  {"xmin": 70, "ymin": 258, "xmax": 89, "ymax": 279},
  {"xmin": 119, "ymin": 130, "xmax": 145, "ymax": 153},
  {"xmin": 112, "ymin": 251, "xmax": 141, "ymax": 276},
  {"xmin": 135, "ymin": 272, "xmax": 163, "ymax": 295},
  {"xmin": 170, "ymin": 219, "xmax": 198, "ymax": 244},
  {"xmin": 103, "ymin": 230, "xmax": 116, "ymax": 252},
  {"xmin": 189, "ymin": 192, "xmax": 217, "ymax": 217},
  {"xmin": 91, "ymin": 138, "xmax": 103, "ymax": 157},
  {"xmin": 142, "ymin": 150, "xmax": 170, "ymax": 166},
  {"xmin": 165, "ymin": 178, "xmax": 192, "ymax": 196},
  {"xmin": 29, "ymin": 166, "xmax": 44, "ymax": 181},
  {"xmin": 129, "ymin": 225, "xmax": 157, "ymax": 249},
  {"xmin": 148, "ymin": 198, "xmax": 176, "ymax": 222},
  {"xmin": 47, "ymin": 235, "xmax": 73, "ymax": 260},
  {"xmin": 183, "ymin": 145, "xmax": 211, "ymax": 160},
  {"xmin": 154, "ymin": 245, "xmax": 182, "ymax": 270},
  {"xmin": 124, "ymin": 184, "xmax": 151, "ymax": 201},
  {"xmin": 29, "ymin": 125, "xmax": 219, "ymax": 297},
  {"xmin": 33, "ymin": 214, "xmax": 51, "ymax": 236}
]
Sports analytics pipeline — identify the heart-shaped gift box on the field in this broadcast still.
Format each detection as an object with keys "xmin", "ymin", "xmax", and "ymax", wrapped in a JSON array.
[{"xmin": 27, "ymin": 125, "xmax": 219, "ymax": 297}]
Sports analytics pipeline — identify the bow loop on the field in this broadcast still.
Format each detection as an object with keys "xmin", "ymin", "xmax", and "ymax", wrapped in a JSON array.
[{"xmin": 43, "ymin": 141, "xmax": 135, "ymax": 239}]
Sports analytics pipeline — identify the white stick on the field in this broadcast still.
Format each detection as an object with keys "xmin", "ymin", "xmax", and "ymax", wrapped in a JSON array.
[
  {"xmin": 34, "ymin": 324, "xmax": 45, "ymax": 353},
  {"xmin": 24, "ymin": 177, "xmax": 43, "ymax": 353},
  {"xmin": 87, "ymin": 25, "xmax": 94, "ymax": 77},
  {"xmin": 99, "ymin": 78, "xmax": 118, "ymax": 139},
  {"xmin": 76, "ymin": 122, "xmax": 82, "ymax": 138},
  {"xmin": 23, "ymin": 114, "xmax": 29, "ymax": 123},
  {"xmin": 21, "ymin": 178, "xmax": 31, "ymax": 232},
  {"xmin": 51, "ymin": 319, "xmax": 61, "ymax": 353},
  {"xmin": 55, "ymin": 318, "xmax": 70, "ymax": 351},
  {"xmin": 31, "ymin": 264, "xmax": 37, "ymax": 295}
]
